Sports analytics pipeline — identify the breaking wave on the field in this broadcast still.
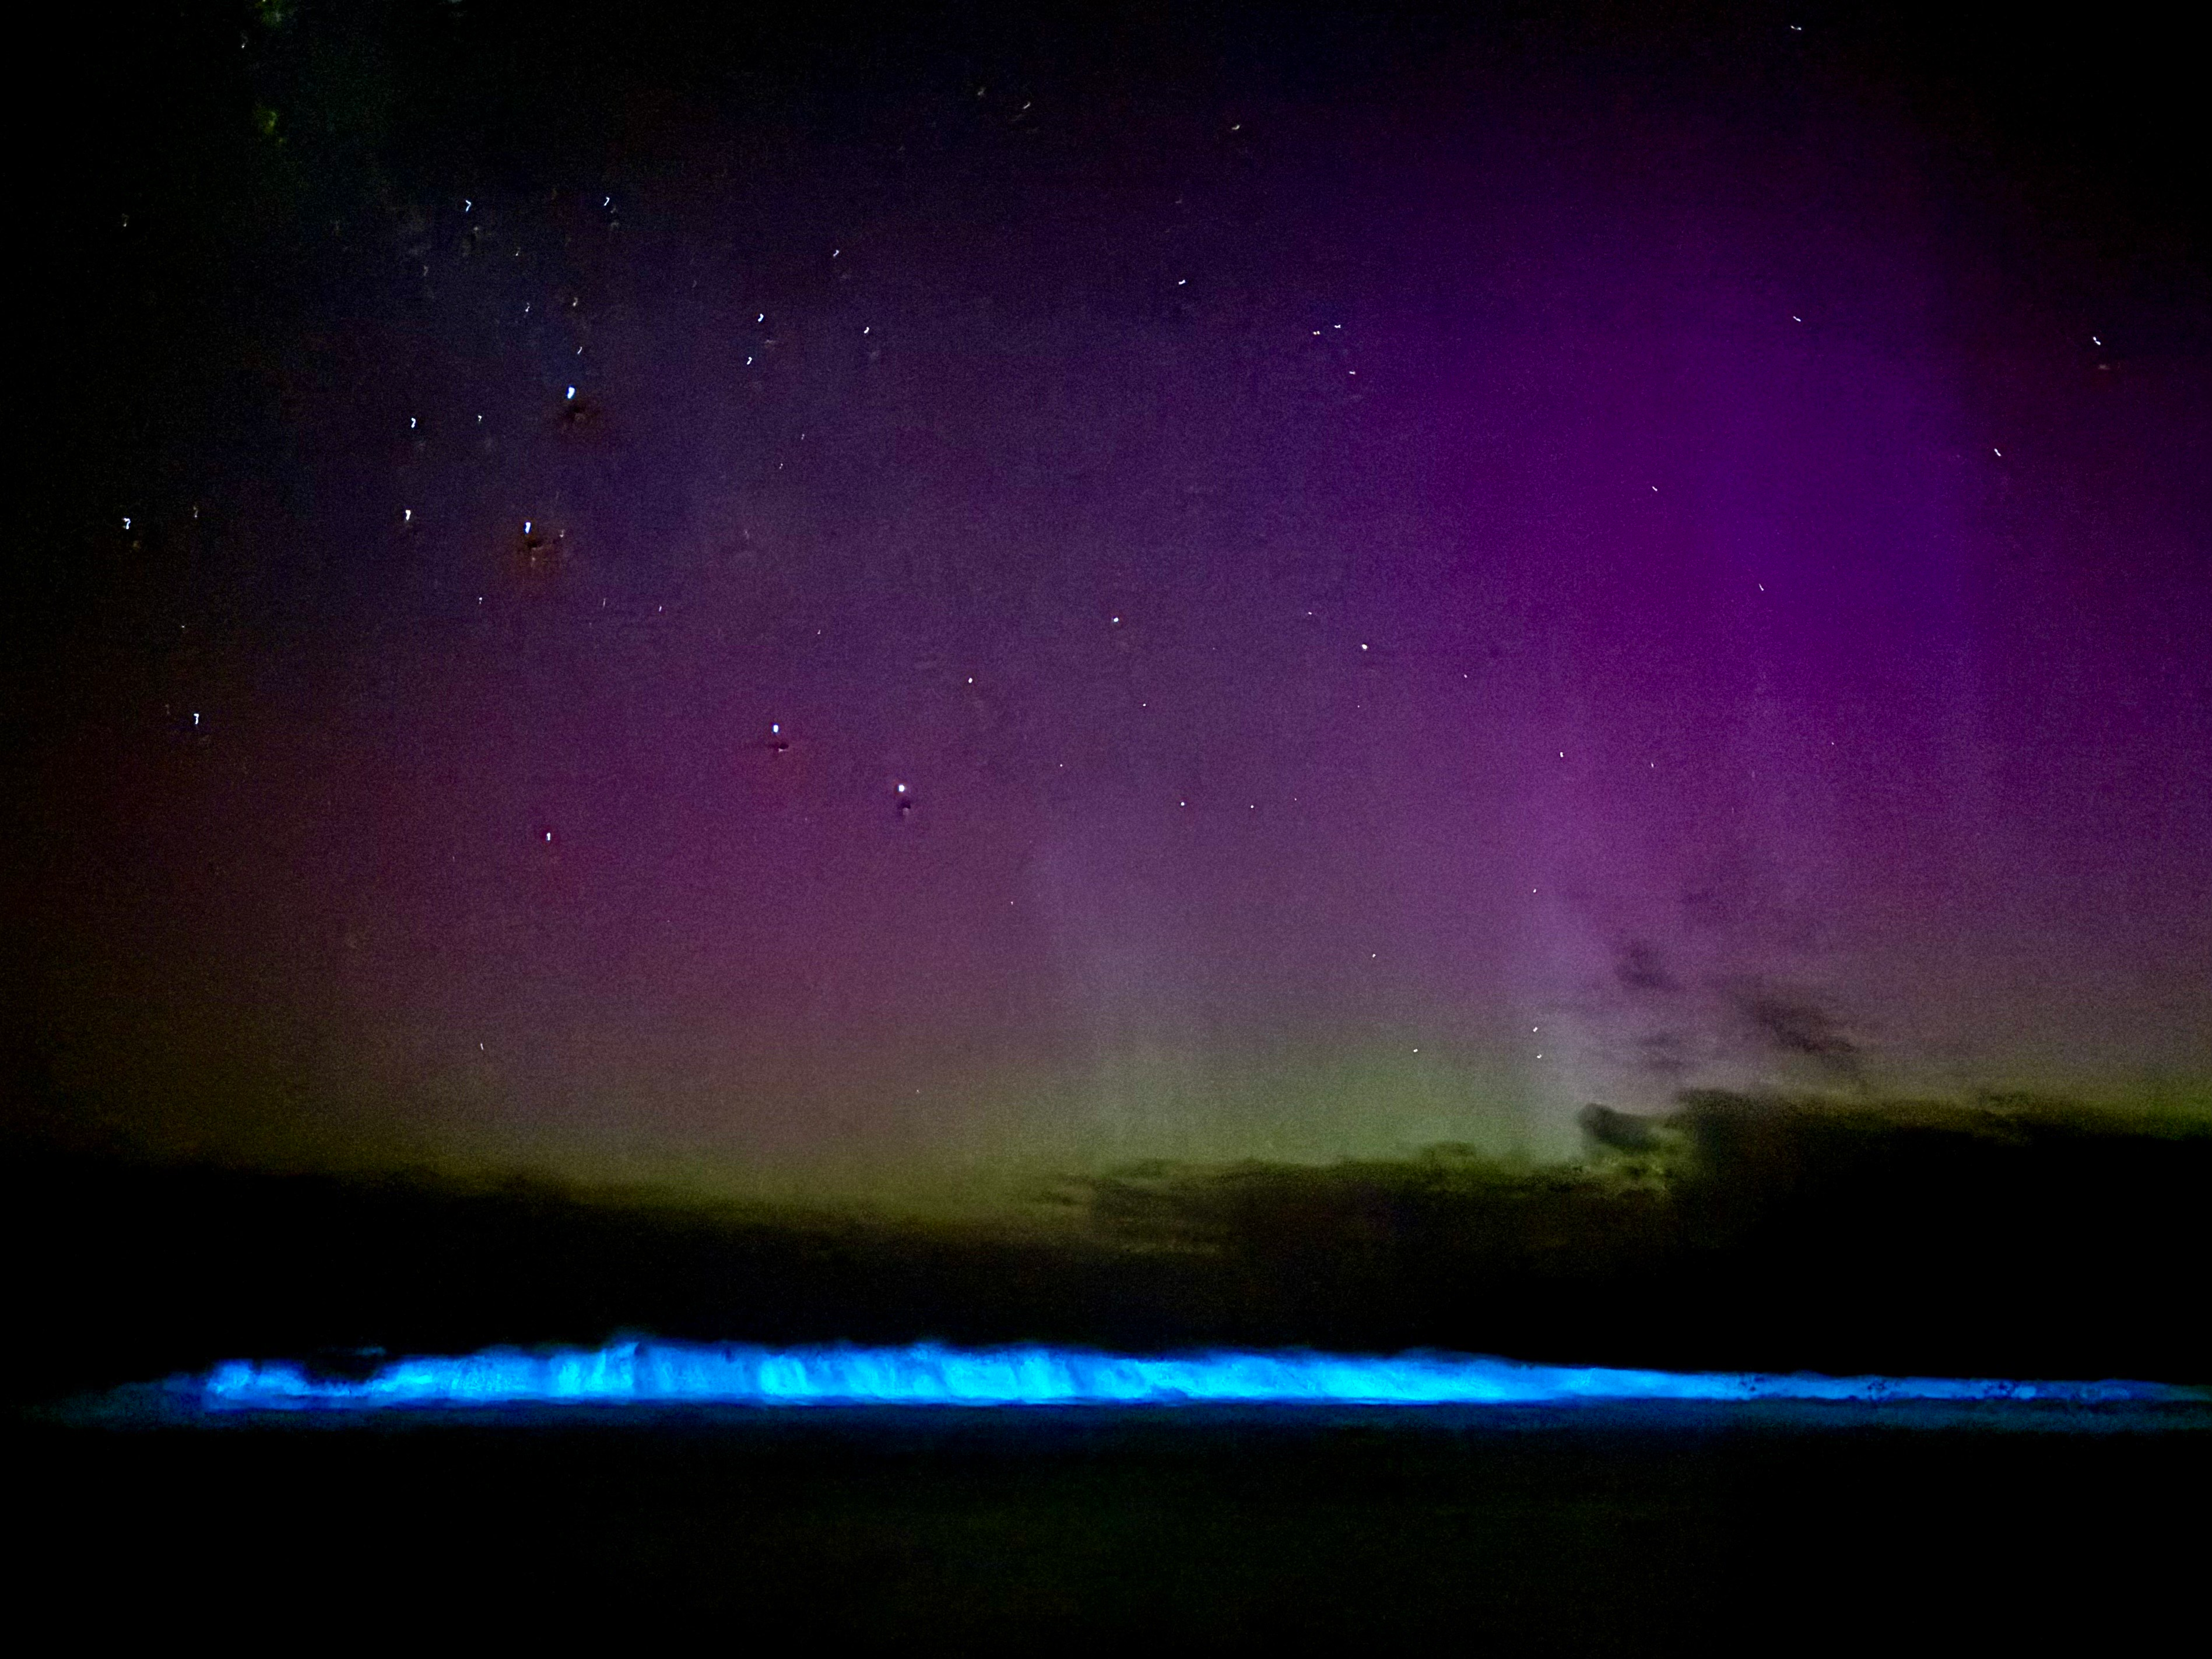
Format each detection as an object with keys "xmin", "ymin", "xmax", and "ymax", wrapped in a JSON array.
[{"xmin": 181, "ymin": 1342, "xmax": 2196, "ymax": 1411}]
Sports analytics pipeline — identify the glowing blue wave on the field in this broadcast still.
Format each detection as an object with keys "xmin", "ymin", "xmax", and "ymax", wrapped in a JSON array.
[{"xmin": 187, "ymin": 1342, "xmax": 2192, "ymax": 1411}]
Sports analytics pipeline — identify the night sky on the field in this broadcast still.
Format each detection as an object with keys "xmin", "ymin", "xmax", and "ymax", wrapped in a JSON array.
[{"xmin": 12, "ymin": 1, "xmax": 2209, "ymax": 1205}]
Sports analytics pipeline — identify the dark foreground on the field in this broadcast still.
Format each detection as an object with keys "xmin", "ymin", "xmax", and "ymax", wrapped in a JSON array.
[
  {"xmin": 17, "ymin": 1403, "xmax": 2206, "ymax": 1642},
  {"xmin": 12, "ymin": 1097, "xmax": 2206, "ymax": 1639}
]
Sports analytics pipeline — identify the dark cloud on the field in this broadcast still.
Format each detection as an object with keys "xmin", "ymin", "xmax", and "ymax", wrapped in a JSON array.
[
  {"xmin": 1634, "ymin": 1030, "xmax": 1695, "ymax": 1079},
  {"xmin": 1578, "ymin": 1102, "xmax": 1665, "ymax": 1153},
  {"xmin": 1614, "ymin": 941, "xmax": 1677, "ymax": 995},
  {"xmin": 1729, "ymin": 986, "xmax": 1863, "ymax": 1084}
]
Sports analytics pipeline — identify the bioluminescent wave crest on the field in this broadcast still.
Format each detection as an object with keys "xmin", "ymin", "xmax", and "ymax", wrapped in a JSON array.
[{"xmin": 184, "ymin": 1342, "xmax": 2196, "ymax": 1411}]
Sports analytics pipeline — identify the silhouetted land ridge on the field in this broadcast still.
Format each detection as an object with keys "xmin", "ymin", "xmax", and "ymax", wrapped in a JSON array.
[{"xmin": 6, "ymin": 1091, "xmax": 2206, "ymax": 1406}]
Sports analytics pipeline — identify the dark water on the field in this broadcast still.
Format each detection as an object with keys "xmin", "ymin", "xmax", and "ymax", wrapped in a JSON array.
[{"xmin": 17, "ymin": 1403, "xmax": 2204, "ymax": 1640}]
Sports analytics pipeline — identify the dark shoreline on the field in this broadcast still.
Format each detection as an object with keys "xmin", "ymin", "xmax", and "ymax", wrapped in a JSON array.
[{"xmin": 10, "ymin": 1093, "xmax": 2207, "ymax": 1408}]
